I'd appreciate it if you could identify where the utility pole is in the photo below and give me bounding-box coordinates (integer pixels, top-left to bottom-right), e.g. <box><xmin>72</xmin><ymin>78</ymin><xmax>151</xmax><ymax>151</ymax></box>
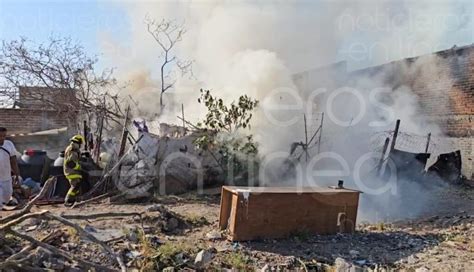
<box><xmin>425</xmin><ymin>132</ymin><xmax>431</xmax><ymax>153</ymax></box>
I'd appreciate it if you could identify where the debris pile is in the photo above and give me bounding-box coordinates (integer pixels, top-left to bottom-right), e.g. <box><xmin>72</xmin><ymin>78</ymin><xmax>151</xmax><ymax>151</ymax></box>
<box><xmin>117</xmin><ymin>130</ymin><xmax>224</xmax><ymax>198</ymax></box>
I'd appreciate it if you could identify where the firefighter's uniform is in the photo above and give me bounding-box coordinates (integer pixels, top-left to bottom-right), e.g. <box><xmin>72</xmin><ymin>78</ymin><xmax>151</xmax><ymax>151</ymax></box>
<box><xmin>63</xmin><ymin>135</ymin><xmax>84</xmax><ymax>206</ymax></box>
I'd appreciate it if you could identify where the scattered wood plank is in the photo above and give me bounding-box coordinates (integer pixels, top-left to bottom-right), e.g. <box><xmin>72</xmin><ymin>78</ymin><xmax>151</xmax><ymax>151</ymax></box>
<box><xmin>6</xmin><ymin>229</ymin><xmax>115</xmax><ymax>272</ymax></box>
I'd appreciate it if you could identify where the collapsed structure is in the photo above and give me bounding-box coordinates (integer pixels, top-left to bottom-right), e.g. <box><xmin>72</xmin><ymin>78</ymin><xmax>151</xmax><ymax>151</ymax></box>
<box><xmin>117</xmin><ymin>127</ymin><xmax>224</xmax><ymax>198</ymax></box>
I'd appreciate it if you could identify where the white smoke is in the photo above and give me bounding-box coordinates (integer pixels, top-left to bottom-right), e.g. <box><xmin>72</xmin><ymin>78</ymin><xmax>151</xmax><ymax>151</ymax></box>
<box><xmin>98</xmin><ymin>0</ymin><xmax>472</xmax><ymax>221</ymax></box>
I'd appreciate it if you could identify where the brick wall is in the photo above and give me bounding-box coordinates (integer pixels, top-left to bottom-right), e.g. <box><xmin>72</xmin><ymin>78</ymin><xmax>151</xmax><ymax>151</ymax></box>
<box><xmin>0</xmin><ymin>108</ymin><xmax>75</xmax><ymax>135</ymax></box>
<box><xmin>18</xmin><ymin>86</ymin><xmax>79</xmax><ymax>111</ymax></box>
<box><xmin>452</xmin><ymin>137</ymin><xmax>473</xmax><ymax>180</ymax></box>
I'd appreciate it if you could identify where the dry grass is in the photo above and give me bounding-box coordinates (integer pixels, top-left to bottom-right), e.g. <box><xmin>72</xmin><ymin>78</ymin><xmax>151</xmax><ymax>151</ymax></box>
<box><xmin>183</xmin><ymin>213</ymin><xmax>209</xmax><ymax>226</ymax></box>
<box><xmin>222</xmin><ymin>251</ymin><xmax>251</xmax><ymax>270</ymax></box>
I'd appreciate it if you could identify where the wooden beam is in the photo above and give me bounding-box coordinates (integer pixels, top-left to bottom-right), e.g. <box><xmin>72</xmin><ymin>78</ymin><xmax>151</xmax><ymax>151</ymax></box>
<box><xmin>118</xmin><ymin>106</ymin><xmax>130</xmax><ymax>158</ymax></box>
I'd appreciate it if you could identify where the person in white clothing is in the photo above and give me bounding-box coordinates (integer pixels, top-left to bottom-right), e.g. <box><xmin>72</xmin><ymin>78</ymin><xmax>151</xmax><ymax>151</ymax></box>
<box><xmin>0</xmin><ymin>127</ymin><xmax>20</xmax><ymax>210</ymax></box>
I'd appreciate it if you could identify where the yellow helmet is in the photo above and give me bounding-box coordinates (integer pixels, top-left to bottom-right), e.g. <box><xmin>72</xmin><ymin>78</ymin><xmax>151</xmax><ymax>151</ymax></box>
<box><xmin>70</xmin><ymin>135</ymin><xmax>85</xmax><ymax>144</ymax></box>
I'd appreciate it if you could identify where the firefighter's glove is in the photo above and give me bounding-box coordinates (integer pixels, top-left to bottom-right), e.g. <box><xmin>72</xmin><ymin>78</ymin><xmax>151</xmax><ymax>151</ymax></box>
<box><xmin>66</xmin><ymin>160</ymin><xmax>77</xmax><ymax>169</ymax></box>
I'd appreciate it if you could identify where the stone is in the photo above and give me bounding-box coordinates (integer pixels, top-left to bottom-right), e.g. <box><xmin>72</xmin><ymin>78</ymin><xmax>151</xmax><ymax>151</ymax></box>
<box><xmin>162</xmin><ymin>267</ymin><xmax>175</xmax><ymax>272</ymax></box>
<box><xmin>407</xmin><ymin>255</ymin><xmax>418</xmax><ymax>264</ymax></box>
<box><xmin>63</xmin><ymin>243</ymin><xmax>78</xmax><ymax>250</ymax></box>
<box><xmin>165</xmin><ymin>218</ymin><xmax>180</xmax><ymax>231</ymax></box>
<box><xmin>174</xmin><ymin>252</ymin><xmax>189</xmax><ymax>265</ymax></box>
<box><xmin>350</xmin><ymin>266</ymin><xmax>365</xmax><ymax>272</ymax></box>
<box><xmin>349</xmin><ymin>250</ymin><xmax>360</xmax><ymax>258</ymax></box>
<box><xmin>43</xmin><ymin>259</ymin><xmax>65</xmax><ymax>270</ymax></box>
<box><xmin>24</xmin><ymin>218</ymin><xmax>41</xmax><ymax>226</ymax></box>
<box><xmin>84</xmin><ymin>225</ymin><xmax>97</xmax><ymax>233</ymax></box>
<box><xmin>145</xmin><ymin>235</ymin><xmax>163</xmax><ymax>247</ymax></box>
<box><xmin>146</xmin><ymin>204</ymin><xmax>164</xmax><ymax>212</ymax></box>
<box><xmin>206</xmin><ymin>230</ymin><xmax>223</xmax><ymax>240</ymax></box>
<box><xmin>354</xmin><ymin>259</ymin><xmax>367</xmax><ymax>266</ymax></box>
<box><xmin>194</xmin><ymin>249</ymin><xmax>214</xmax><ymax>267</ymax></box>
<box><xmin>127</xmin><ymin>231</ymin><xmax>139</xmax><ymax>243</ymax></box>
<box><xmin>335</xmin><ymin>257</ymin><xmax>351</xmax><ymax>272</ymax></box>
<box><xmin>126</xmin><ymin>250</ymin><xmax>142</xmax><ymax>259</ymax></box>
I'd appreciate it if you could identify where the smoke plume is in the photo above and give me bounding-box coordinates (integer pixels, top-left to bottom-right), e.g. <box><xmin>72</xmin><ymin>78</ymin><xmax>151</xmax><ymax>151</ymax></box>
<box><xmin>99</xmin><ymin>0</ymin><xmax>472</xmax><ymax>222</ymax></box>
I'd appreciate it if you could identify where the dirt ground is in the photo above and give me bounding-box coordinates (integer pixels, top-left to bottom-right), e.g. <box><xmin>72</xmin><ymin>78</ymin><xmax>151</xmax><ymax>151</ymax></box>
<box><xmin>1</xmin><ymin>185</ymin><xmax>473</xmax><ymax>271</ymax></box>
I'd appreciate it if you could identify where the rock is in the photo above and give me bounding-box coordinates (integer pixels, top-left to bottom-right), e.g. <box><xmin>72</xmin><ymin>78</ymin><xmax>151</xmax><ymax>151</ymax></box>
<box><xmin>407</xmin><ymin>255</ymin><xmax>418</xmax><ymax>264</ymax></box>
<box><xmin>285</xmin><ymin>256</ymin><xmax>297</xmax><ymax>266</ymax></box>
<box><xmin>174</xmin><ymin>252</ymin><xmax>189</xmax><ymax>265</ymax></box>
<box><xmin>24</xmin><ymin>218</ymin><xmax>41</xmax><ymax>226</ymax></box>
<box><xmin>260</xmin><ymin>264</ymin><xmax>270</xmax><ymax>271</ymax></box>
<box><xmin>127</xmin><ymin>231</ymin><xmax>139</xmax><ymax>243</ymax></box>
<box><xmin>126</xmin><ymin>250</ymin><xmax>142</xmax><ymax>259</ymax></box>
<box><xmin>335</xmin><ymin>257</ymin><xmax>351</xmax><ymax>272</ymax></box>
<box><xmin>89</xmin><ymin>228</ymin><xmax>123</xmax><ymax>242</ymax></box>
<box><xmin>145</xmin><ymin>235</ymin><xmax>163</xmax><ymax>247</ymax></box>
<box><xmin>84</xmin><ymin>225</ymin><xmax>97</xmax><ymax>233</ymax></box>
<box><xmin>164</xmin><ymin>217</ymin><xmax>180</xmax><ymax>232</ymax></box>
<box><xmin>163</xmin><ymin>267</ymin><xmax>175</xmax><ymax>272</ymax></box>
<box><xmin>43</xmin><ymin>259</ymin><xmax>65</xmax><ymax>270</ymax></box>
<box><xmin>350</xmin><ymin>266</ymin><xmax>365</xmax><ymax>272</ymax></box>
<box><xmin>194</xmin><ymin>249</ymin><xmax>214</xmax><ymax>267</ymax></box>
<box><xmin>216</xmin><ymin>244</ymin><xmax>233</xmax><ymax>253</ymax></box>
<box><xmin>206</xmin><ymin>230</ymin><xmax>223</xmax><ymax>240</ymax></box>
<box><xmin>354</xmin><ymin>259</ymin><xmax>367</xmax><ymax>266</ymax></box>
<box><xmin>146</xmin><ymin>204</ymin><xmax>164</xmax><ymax>212</ymax></box>
<box><xmin>63</xmin><ymin>242</ymin><xmax>78</xmax><ymax>250</ymax></box>
<box><xmin>349</xmin><ymin>250</ymin><xmax>360</xmax><ymax>258</ymax></box>
<box><xmin>415</xmin><ymin>267</ymin><xmax>430</xmax><ymax>272</ymax></box>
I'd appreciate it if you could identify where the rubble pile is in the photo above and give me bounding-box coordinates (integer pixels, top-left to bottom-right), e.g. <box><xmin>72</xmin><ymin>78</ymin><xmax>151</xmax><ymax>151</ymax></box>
<box><xmin>117</xmin><ymin>131</ymin><xmax>223</xmax><ymax>198</ymax></box>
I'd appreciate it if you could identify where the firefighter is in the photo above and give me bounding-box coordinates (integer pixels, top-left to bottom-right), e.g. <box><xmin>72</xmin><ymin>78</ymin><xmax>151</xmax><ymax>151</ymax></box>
<box><xmin>63</xmin><ymin>134</ymin><xmax>85</xmax><ymax>206</ymax></box>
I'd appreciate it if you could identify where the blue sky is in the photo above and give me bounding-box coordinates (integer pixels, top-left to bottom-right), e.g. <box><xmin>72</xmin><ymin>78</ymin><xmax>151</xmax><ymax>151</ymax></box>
<box><xmin>0</xmin><ymin>0</ymin><xmax>129</xmax><ymax>58</ymax></box>
<box><xmin>0</xmin><ymin>0</ymin><xmax>473</xmax><ymax>72</ymax></box>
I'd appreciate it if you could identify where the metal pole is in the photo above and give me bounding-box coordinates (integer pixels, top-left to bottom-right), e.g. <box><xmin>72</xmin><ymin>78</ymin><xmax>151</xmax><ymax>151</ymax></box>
<box><xmin>304</xmin><ymin>114</ymin><xmax>309</xmax><ymax>162</ymax></box>
<box><xmin>181</xmin><ymin>103</ymin><xmax>186</xmax><ymax>135</ymax></box>
<box><xmin>118</xmin><ymin>106</ymin><xmax>130</xmax><ymax>158</ymax></box>
<box><xmin>424</xmin><ymin>132</ymin><xmax>431</xmax><ymax>153</ymax></box>
<box><xmin>389</xmin><ymin>119</ymin><xmax>400</xmax><ymax>153</ymax></box>
<box><xmin>95</xmin><ymin>113</ymin><xmax>104</xmax><ymax>163</ymax></box>
<box><xmin>317</xmin><ymin>112</ymin><xmax>324</xmax><ymax>154</ymax></box>
<box><xmin>83</xmin><ymin>120</ymin><xmax>88</xmax><ymax>151</ymax></box>
<box><xmin>377</xmin><ymin>137</ymin><xmax>390</xmax><ymax>176</ymax></box>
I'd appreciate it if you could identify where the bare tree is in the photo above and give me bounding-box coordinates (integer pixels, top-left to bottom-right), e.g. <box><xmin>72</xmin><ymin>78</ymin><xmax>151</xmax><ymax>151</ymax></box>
<box><xmin>0</xmin><ymin>37</ymin><xmax>125</xmax><ymax>127</ymax></box>
<box><xmin>145</xmin><ymin>17</ymin><xmax>192</xmax><ymax>107</ymax></box>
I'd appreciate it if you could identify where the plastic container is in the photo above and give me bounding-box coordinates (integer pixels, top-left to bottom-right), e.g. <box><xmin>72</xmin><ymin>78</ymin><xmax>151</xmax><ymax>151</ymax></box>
<box><xmin>53</xmin><ymin>151</ymin><xmax>65</xmax><ymax>167</ymax></box>
<box><xmin>18</xmin><ymin>150</ymin><xmax>51</xmax><ymax>184</ymax></box>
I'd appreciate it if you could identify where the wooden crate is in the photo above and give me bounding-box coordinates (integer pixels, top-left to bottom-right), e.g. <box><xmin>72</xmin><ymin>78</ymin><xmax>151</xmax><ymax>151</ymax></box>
<box><xmin>219</xmin><ymin>186</ymin><xmax>361</xmax><ymax>241</ymax></box>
